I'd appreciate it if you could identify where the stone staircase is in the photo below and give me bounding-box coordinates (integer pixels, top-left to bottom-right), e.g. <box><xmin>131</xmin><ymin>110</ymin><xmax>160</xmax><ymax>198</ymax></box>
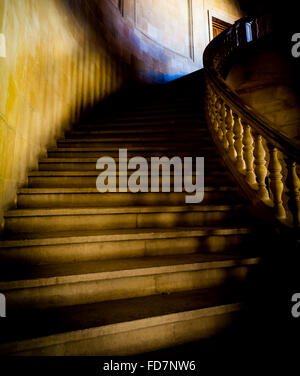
<box><xmin>0</xmin><ymin>72</ymin><xmax>262</xmax><ymax>356</ymax></box>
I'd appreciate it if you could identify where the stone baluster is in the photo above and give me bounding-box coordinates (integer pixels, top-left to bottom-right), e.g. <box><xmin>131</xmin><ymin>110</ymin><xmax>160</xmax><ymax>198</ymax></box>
<box><xmin>253</xmin><ymin>134</ymin><xmax>269</xmax><ymax>200</ymax></box>
<box><xmin>220</xmin><ymin>101</ymin><xmax>228</xmax><ymax>148</ymax></box>
<box><xmin>242</xmin><ymin>125</ymin><xmax>256</xmax><ymax>186</ymax></box>
<box><xmin>207</xmin><ymin>85</ymin><xmax>212</xmax><ymax>120</ymax></box>
<box><xmin>268</xmin><ymin>145</ymin><xmax>286</xmax><ymax>219</ymax></box>
<box><xmin>285</xmin><ymin>159</ymin><xmax>300</xmax><ymax>227</ymax></box>
<box><xmin>233</xmin><ymin>114</ymin><xmax>245</xmax><ymax>170</ymax></box>
<box><xmin>209</xmin><ymin>89</ymin><xmax>216</xmax><ymax>126</ymax></box>
<box><xmin>216</xmin><ymin>98</ymin><xmax>223</xmax><ymax>141</ymax></box>
<box><xmin>225</xmin><ymin>107</ymin><xmax>236</xmax><ymax>159</ymax></box>
<box><xmin>213</xmin><ymin>93</ymin><xmax>219</xmax><ymax>130</ymax></box>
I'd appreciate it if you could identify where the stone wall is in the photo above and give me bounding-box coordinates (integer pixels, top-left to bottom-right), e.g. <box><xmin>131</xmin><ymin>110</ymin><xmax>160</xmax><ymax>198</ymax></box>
<box><xmin>0</xmin><ymin>0</ymin><xmax>128</xmax><ymax>229</ymax></box>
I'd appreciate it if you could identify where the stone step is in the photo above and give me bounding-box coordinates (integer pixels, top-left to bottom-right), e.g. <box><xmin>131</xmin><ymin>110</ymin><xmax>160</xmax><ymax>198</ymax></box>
<box><xmin>61</xmin><ymin>133</ymin><xmax>211</xmax><ymax>143</ymax></box>
<box><xmin>4</xmin><ymin>204</ymin><xmax>249</xmax><ymax>234</ymax></box>
<box><xmin>89</xmin><ymin>113</ymin><xmax>202</xmax><ymax>123</ymax></box>
<box><xmin>78</xmin><ymin>118</ymin><xmax>204</xmax><ymax>129</ymax></box>
<box><xmin>39</xmin><ymin>158</ymin><xmax>223</xmax><ymax>171</ymax></box>
<box><xmin>27</xmin><ymin>171</ymin><xmax>231</xmax><ymax>188</ymax></box>
<box><xmin>0</xmin><ymin>286</ymin><xmax>243</xmax><ymax>355</ymax></box>
<box><xmin>16</xmin><ymin>186</ymin><xmax>242</xmax><ymax>208</ymax></box>
<box><xmin>74</xmin><ymin>122</ymin><xmax>205</xmax><ymax>132</ymax></box>
<box><xmin>68</xmin><ymin>124</ymin><xmax>206</xmax><ymax>135</ymax></box>
<box><xmin>0</xmin><ymin>253</ymin><xmax>260</xmax><ymax>311</ymax></box>
<box><xmin>47</xmin><ymin>148</ymin><xmax>216</xmax><ymax>158</ymax></box>
<box><xmin>0</xmin><ymin>226</ymin><xmax>254</xmax><ymax>265</ymax></box>
<box><xmin>56</xmin><ymin>141</ymin><xmax>214</xmax><ymax>150</ymax></box>
<box><xmin>67</xmin><ymin>127</ymin><xmax>209</xmax><ymax>138</ymax></box>
<box><xmin>84</xmin><ymin>107</ymin><xmax>200</xmax><ymax>117</ymax></box>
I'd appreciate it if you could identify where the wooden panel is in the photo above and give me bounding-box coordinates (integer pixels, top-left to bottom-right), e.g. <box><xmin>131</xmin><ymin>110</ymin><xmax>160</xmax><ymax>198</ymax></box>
<box><xmin>212</xmin><ymin>17</ymin><xmax>231</xmax><ymax>39</ymax></box>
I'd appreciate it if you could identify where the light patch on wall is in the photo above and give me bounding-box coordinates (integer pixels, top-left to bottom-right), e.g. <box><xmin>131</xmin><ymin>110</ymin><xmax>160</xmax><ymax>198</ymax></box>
<box><xmin>6</xmin><ymin>75</ymin><xmax>17</xmax><ymax>119</ymax></box>
<box><xmin>147</xmin><ymin>24</ymin><xmax>158</xmax><ymax>40</ymax></box>
<box><xmin>135</xmin><ymin>0</ymin><xmax>191</xmax><ymax>58</ymax></box>
<box><xmin>0</xmin><ymin>33</ymin><xmax>6</xmax><ymax>58</ymax></box>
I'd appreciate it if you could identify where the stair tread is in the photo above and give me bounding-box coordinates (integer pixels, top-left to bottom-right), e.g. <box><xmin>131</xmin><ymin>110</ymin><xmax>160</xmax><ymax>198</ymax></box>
<box><xmin>0</xmin><ymin>286</ymin><xmax>244</xmax><ymax>348</ymax></box>
<box><xmin>18</xmin><ymin>186</ymin><xmax>237</xmax><ymax>194</ymax></box>
<box><xmin>59</xmin><ymin>138</ymin><xmax>212</xmax><ymax>143</ymax></box>
<box><xmin>74</xmin><ymin>125</ymin><xmax>206</xmax><ymax>133</ymax></box>
<box><xmin>0</xmin><ymin>226</ymin><xmax>253</xmax><ymax>247</ymax></box>
<box><xmin>39</xmin><ymin>157</ymin><xmax>222</xmax><ymax>164</ymax></box>
<box><xmin>28</xmin><ymin>170</ymin><xmax>226</xmax><ymax>176</ymax></box>
<box><xmin>0</xmin><ymin>253</ymin><xmax>260</xmax><ymax>287</ymax></box>
<box><xmin>49</xmin><ymin>145</ymin><xmax>214</xmax><ymax>151</ymax></box>
<box><xmin>5</xmin><ymin>204</ymin><xmax>247</xmax><ymax>217</ymax></box>
<box><xmin>68</xmin><ymin>128</ymin><xmax>208</xmax><ymax>134</ymax></box>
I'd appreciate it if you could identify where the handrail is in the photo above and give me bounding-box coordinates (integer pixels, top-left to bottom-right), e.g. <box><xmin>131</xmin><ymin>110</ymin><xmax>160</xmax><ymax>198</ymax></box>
<box><xmin>203</xmin><ymin>15</ymin><xmax>300</xmax><ymax>230</ymax></box>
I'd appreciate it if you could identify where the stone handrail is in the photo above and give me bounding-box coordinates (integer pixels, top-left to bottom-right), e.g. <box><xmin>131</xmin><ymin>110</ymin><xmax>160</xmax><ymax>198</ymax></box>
<box><xmin>203</xmin><ymin>15</ymin><xmax>300</xmax><ymax>230</ymax></box>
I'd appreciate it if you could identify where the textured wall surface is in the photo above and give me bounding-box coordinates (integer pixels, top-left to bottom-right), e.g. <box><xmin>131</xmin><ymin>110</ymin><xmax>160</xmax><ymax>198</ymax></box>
<box><xmin>136</xmin><ymin>0</ymin><xmax>191</xmax><ymax>57</ymax></box>
<box><xmin>0</xmin><ymin>0</ymin><xmax>128</xmax><ymax>228</ymax></box>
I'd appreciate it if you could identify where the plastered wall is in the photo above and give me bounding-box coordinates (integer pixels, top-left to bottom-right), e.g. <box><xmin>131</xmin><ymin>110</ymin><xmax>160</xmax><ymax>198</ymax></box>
<box><xmin>0</xmin><ymin>0</ymin><xmax>128</xmax><ymax>229</ymax></box>
<box><xmin>102</xmin><ymin>0</ymin><xmax>244</xmax><ymax>81</ymax></box>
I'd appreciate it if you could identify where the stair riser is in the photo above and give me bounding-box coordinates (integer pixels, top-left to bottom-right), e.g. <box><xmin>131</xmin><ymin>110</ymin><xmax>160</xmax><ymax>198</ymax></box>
<box><xmin>65</xmin><ymin>131</ymin><xmax>209</xmax><ymax>140</ymax></box>
<box><xmin>2</xmin><ymin>310</ymin><xmax>238</xmax><ymax>356</ymax></box>
<box><xmin>5</xmin><ymin>210</ymin><xmax>248</xmax><ymax>234</ymax></box>
<box><xmin>28</xmin><ymin>175</ymin><xmax>230</xmax><ymax>188</ymax></box>
<box><xmin>55</xmin><ymin>141</ymin><xmax>213</xmax><ymax>147</ymax></box>
<box><xmin>103</xmin><ymin>109</ymin><xmax>200</xmax><ymax>118</ymax></box>
<box><xmin>78</xmin><ymin>120</ymin><xmax>204</xmax><ymax>129</ymax></box>
<box><xmin>0</xmin><ymin>235</ymin><xmax>253</xmax><ymax>265</ymax></box>
<box><xmin>3</xmin><ymin>266</ymin><xmax>253</xmax><ymax>310</ymax></box>
<box><xmin>89</xmin><ymin>113</ymin><xmax>201</xmax><ymax>122</ymax></box>
<box><xmin>83</xmin><ymin>116</ymin><xmax>203</xmax><ymax>124</ymax></box>
<box><xmin>57</xmin><ymin>136</ymin><xmax>213</xmax><ymax>145</ymax></box>
<box><xmin>39</xmin><ymin>161</ymin><xmax>222</xmax><ymax>171</ymax></box>
<box><xmin>48</xmin><ymin>150</ymin><xmax>215</xmax><ymax>158</ymax></box>
<box><xmin>73</xmin><ymin>125</ymin><xmax>204</xmax><ymax>133</ymax></box>
<box><xmin>17</xmin><ymin>191</ymin><xmax>240</xmax><ymax>208</ymax></box>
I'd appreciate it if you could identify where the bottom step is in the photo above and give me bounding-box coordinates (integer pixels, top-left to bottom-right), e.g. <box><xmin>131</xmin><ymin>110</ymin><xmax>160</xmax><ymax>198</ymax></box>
<box><xmin>0</xmin><ymin>286</ymin><xmax>245</xmax><ymax>356</ymax></box>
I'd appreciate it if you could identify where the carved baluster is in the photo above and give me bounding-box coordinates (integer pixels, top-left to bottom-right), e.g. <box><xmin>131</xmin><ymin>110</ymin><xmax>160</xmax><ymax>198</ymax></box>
<box><xmin>220</xmin><ymin>101</ymin><xmax>228</xmax><ymax>148</ymax></box>
<box><xmin>216</xmin><ymin>98</ymin><xmax>223</xmax><ymax>140</ymax></box>
<box><xmin>207</xmin><ymin>86</ymin><xmax>212</xmax><ymax>120</ymax></box>
<box><xmin>243</xmin><ymin>125</ymin><xmax>256</xmax><ymax>186</ymax></box>
<box><xmin>212</xmin><ymin>93</ymin><xmax>219</xmax><ymax>130</ymax></box>
<box><xmin>233</xmin><ymin>114</ymin><xmax>245</xmax><ymax>170</ymax></box>
<box><xmin>206</xmin><ymin>85</ymin><xmax>211</xmax><ymax>116</ymax></box>
<box><xmin>268</xmin><ymin>145</ymin><xmax>286</xmax><ymax>219</ymax></box>
<box><xmin>225</xmin><ymin>107</ymin><xmax>236</xmax><ymax>159</ymax></box>
<box><xmin>209</xmin><ymin>89</ymin><xmax>216</xmax><ymax>125</ymax></box>
<box><xmin>253</xmin><ymin>134</ymin><xmax>269</xmax><ymax>200</ymax></box>
<box><xmin>285</xmin><ymin>159</ymin><xmax>300</xmax><ymax>227</ymax></box>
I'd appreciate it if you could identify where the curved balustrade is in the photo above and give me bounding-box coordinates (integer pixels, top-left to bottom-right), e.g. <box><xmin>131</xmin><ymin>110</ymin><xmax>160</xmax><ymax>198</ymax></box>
<box><xmin>203</xmin><ymin>15</ymin><xmax>300</xmax><ymax>230</ymax></box>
